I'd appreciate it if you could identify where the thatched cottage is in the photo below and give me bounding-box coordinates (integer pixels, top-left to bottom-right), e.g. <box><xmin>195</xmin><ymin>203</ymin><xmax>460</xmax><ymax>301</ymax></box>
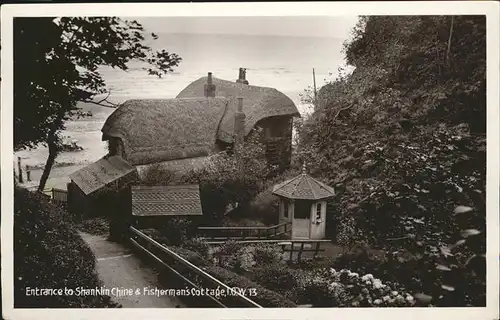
<box><xmin>102</xmin><ymin>69</ymin><xmax>300</xmax><ymax>176</ymax></box>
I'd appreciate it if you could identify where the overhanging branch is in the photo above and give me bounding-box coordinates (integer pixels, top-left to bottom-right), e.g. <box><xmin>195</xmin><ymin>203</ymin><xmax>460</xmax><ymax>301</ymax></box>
<box><xmin>80</xmin><ymin>90</ymin><xmax>121</xmax><ymax>108</ymax></box>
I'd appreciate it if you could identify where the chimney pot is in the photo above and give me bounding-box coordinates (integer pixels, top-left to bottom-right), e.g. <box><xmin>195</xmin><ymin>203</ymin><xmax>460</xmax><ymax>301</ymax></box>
<box><xmin>204</xmin><ymin>72</ymin><xmax>216</xmax><ymax>97</ymax></box>
<box><xmin>236</xmin><ymin>67</ymin><xmax>249</xmax><ymax>85</ymax></box>
<box><xmin>237</xmin><ymin>97</ymin><xmax>243</xmax><ymax>112</ymax></box>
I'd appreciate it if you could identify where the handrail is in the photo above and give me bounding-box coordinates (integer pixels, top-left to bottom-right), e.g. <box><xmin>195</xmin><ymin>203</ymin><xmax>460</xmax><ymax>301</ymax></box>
<box><xmin>129</xmin><ymin>226</ymin><xmax>263</xmax><ymax>308</ymax></box>
<box><xmin>198</xmin><ymin>221</ymin><xmax>290</xmax><ymax>231</ymax></box>
<box><xmin>204</xmin><ymin>239</ymin><xmax>332</xmax><ymax>245</ymax></box>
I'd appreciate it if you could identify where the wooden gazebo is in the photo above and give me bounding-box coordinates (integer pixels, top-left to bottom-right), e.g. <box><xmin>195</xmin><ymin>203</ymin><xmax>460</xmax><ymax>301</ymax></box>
<box><xmin>272</xmin><ymin>164</ymin><xmax>335</xmax><ymax>239</ymax></box>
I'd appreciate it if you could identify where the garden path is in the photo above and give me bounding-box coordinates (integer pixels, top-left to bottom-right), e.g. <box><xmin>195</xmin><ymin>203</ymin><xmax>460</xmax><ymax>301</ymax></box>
<box><xmin>80</xmin><ymin>232</ymin><xmax>184</xmax><ymax>308</ymax></box>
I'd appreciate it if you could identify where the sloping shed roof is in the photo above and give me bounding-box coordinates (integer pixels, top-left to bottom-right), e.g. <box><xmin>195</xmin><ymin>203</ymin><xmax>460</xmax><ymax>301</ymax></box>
<box><xmin>69</xmin><ymin>156</ymin><xmax>137</xmax><ymax>195</ymax></box>
<box><xmin>101</xmin><ymin>97</ymin><xmax>229</xmax><ymax>166</ymax></box>
<box><xmin>131</xmin><ymin>185</ymin><xmax>203</xmax><ymax>216</ymax></box>
<box><xmin>272</xmin><ymin>171</ymin><xmax>335</xmax><ymax>200</ymax></box>
<box><xmin>176</xmin><ymin>76</ymin><xmax>300</xmax><ymax>142</ymax></box>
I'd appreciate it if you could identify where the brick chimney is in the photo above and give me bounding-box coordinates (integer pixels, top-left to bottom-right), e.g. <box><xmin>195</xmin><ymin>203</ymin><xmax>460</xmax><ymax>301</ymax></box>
<box><xmin>236</xmin><ymin>67</ymin><xmax>249</xmax><ymax>85</ymax></box>
<box><xmin>204</xmin><ymin>72</ymin><xmax>216</xmax><ymax>97</ymax></box>
<box><xmin>234</xmin><ymin>97</ymin><xmax>246</xmax><ymax>147</ymax></box>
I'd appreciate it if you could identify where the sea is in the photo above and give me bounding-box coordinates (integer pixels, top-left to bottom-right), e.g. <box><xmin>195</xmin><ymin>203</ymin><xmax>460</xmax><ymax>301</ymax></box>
<box><xmin>15</xmin><ymin>33</ymin><xmax>347</xmax><ymax>169</ymax></box>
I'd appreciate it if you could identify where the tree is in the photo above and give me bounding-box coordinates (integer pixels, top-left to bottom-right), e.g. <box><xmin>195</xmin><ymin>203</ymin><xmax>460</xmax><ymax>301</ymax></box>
<box><xmin>14</xmin><ymin>17</ymin><xmax>182</xmax><ymax>191</ymax></box>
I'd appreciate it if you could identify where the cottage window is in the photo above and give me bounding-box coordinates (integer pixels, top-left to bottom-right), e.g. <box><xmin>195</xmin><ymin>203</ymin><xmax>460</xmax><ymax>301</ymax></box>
<box><xmin>283</xmin><ymin>201</ymin><xmax>289</xmax><ymax>218</ymax></box>
<box><xmin>316</xmin><ymin>203</ymin><xmax>322</xmax><ymax>221</ymax></box>
<box><xmin>295</xmin><ymin>200</ymin><xmax>310</xmax><ymax>219</ymax></box>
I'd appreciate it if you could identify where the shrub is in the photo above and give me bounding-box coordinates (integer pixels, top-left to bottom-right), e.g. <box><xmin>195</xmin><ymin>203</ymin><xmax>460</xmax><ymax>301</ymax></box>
<box><xmin>211</xmin><ymin>241</ymin><xmax>245</xmax><ymax>270</ymax></box>
<box><xmin>252</xmin><ymin>244</ymin><xmax>286</xmax><ymax>266</ymax></box>
<box><xmin>156</xmin><ymin>217</ymin><xmax>194</xmax><ymax>245</ymax></box>
<box><xmin>183</xmin><ymin>237</ymin><xmax>211</xmax><ymax>258</ymax></box>
<box><xmin>212</xmin><ymin>243</ymin><xmax>286</xmax><ymax>272</ymax></box>
<box><xmin>170</xmin><ymin>246</ymin><xmax>296</xmax><ymax>307</ymax></box>
<box><xmin>293</xmin><ymin>274</ymin><xmax>347</xmax><ymax>307</ymax></box>
<box><xmin>182</xmin><ymin>128</ymin><xmax>271</xmax><ymax>224</ymax></box>
<box><xmin>332</xmin><ymin>205</ymin><xmax>486</xmax><ymax>307</ymax></box>
<box><xmin>252</xmin><ymin>265</ymin><xmax>304</xmax><ymax>294</ymax></box>
<box><xmin>239</xmin><ymin>187</ymin><xmax>280</xmax><ymax>226</ymax></box>
<box><xmin>170</xmin><ymin>246</ymin><xmax>211</xmax><ymax>268</ymax></box>
<box><xmin>204</xmin><ymin>265</ymin><xmax>297</xmax><ymax>307</ymax></box>
<box><xmin>14</xmin><ymin>187</ymin><xmax>120</xmax><ymax>308</ymax></box>
<box><xmin>76</xmin><ymin>217</ymin><xmax>110</xmax><ymax>236</ymax></box>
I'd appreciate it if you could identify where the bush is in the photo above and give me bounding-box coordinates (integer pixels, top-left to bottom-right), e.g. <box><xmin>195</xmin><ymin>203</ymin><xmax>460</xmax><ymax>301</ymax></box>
<box><xmin>239</xmin><ymin>188</ymin><xmax>280</xmax><ymax>226</ymax></box>
<box><xmin>182</xmin><ymin>128</ymin><xmax>271</xmax><ymax>224</ymax></box>
<box><xmin>14</xmin><ymin>187</ymin><xmax>120</xmax><ymax>308</ymax></box>
<box><xmin>171</xmin><ymin>246</ymin><xmax>296</xmax><ymax>307</ymax></box>
<box><xmin>157</xmin><ymin>217</ymin><xmax>195</xmax><ymax>245</ymax></box>
<box><xmin>252</xmin><ymin>244</ymin><xmax>285</xmax><ymax>265</ymax></box>
<box><xmin>293</xmin><ymin>274</ymin><xmax>346</xmax><ymax>307</ymax></box>
<box><xmin>170</xmin><ymin>246</ymin><xmax>211</xmax><ymax>268</ymax></box>
<box><xmin>212</xmin><ymin>243</ymin><xmax>286</xmax><ymax>272</ymax></box>
<box><xmin>204</xmin><ymin>265</ymin><xmax>297</xmax><ymax>307</ymax></box>
<box><xmin>252</xmin><ymin>265</ymin><xmax>304</xmax><ymax>294</ymax></box>
<box><xmin>211</xmin><ymin>241</ymin><xmax>245</xmax><ymax>270</ymax></box>
<box><xmin>183</xmin><ymin>237</ymin><xmax>211</xmax><ymax>258</ymax></box>
<box><xmin>332</xmin><ymin>216</ymin><xmax>486</xmax><ymax>308</ymax></box>
<box><xmin>76</xmin><ymin>217</ymin><xmax>110</xmax><ymax>236</ymax></box>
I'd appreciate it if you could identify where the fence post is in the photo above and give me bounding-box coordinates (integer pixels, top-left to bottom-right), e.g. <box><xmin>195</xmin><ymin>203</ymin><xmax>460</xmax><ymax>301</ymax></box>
<box><xmin>314</xmin><ymin>242</ymin><xmax>321</xmax><ymax>259</ymax></box>
<box><xmin>297</xmin><ymin>242</ymin><xmax>305</xmax><ymax>262</ymax></box>
<box><xmin>26</xmin><ymin>165</ymin><xmax>31</xmax><ymax>181</ymax></box>
<box><xmin>18</xmin><ymin>157</ymin><xmax>23</xmax><ymax>183</ymax></box>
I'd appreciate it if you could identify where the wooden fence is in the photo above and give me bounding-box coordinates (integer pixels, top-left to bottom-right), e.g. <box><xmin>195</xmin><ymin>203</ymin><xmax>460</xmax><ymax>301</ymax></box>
<box><xmin>197</xmin><ymin>221</ymin><xmax>292</xmax><ymax>241</ymax></box>
<box><xmin>51</xmin><ymin>188</ymin><xmax>68</xmax><ymax>206</ymax></box>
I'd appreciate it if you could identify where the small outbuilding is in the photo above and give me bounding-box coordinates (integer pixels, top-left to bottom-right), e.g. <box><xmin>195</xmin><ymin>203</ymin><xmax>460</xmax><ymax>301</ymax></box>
<box><xmin>272</xmin><ymin>165</ymin><xmax>335</xmax><ymax>239</ymax></box>
<box><xmin>129</xmin><ymin>185</ymin><xmax>203</xmax><ymax>229</ymax></box>
<box><xmin>67</xmin><ymin>155</ymin><xmax>139</xmax><ymax>219</ymax></box>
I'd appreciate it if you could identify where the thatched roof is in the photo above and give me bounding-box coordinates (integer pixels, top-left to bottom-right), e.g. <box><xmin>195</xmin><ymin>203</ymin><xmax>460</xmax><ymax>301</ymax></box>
<box><xmin>177</xmin><ymin>76</ymin><xmax>300</xmax><ymax>142</ymax></box>
<box><xmin>102</xmin><ymin>76</ymin><xmax>300</xmax><ymax>166</ymax></box>
<box><xmin>136</xmin><ymin>156</ymin><xmax>212</xmax><ymax>179</ymax></box>
<box><xmin>102</xmin><ymin>98</ymin><xmax>230</xmax><ymax>166</ymax></box>
<box><xmin>131</xmin><ymin>185</ymin><xmax>203</xmax><ymax>216</ymax></box>
<box><xmin>272</xmin><ymin>170</ymin><xmax>335</xmax><ymax>201</ymax></box>
<box><xmin>69</xmin><ymin>156</ymin><xmax>137</xmax><ymax>196</ymax></box>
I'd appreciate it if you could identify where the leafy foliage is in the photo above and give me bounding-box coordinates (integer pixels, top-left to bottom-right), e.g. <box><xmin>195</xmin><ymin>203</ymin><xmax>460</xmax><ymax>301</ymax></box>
<box><xmin>182</xmin><ymin>129</ymin><xmax>271</xmax><ymax>223</ymax></box>
<box><xmin>297</xmin><ymin>15</ymin><xmax>486</xmax><ymax>307</ymax></box>
<box><xmin>14</xmin><ymin>187</ymin><xmax>120</xmax><ymax>308</ymax></box>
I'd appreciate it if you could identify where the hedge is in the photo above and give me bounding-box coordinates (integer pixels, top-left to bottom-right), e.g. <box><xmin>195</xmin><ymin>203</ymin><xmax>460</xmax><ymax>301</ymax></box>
<box><xmin>14</xmin><ymin>187</ymin><xmax>120</xmax><ymax>308</ymax></box>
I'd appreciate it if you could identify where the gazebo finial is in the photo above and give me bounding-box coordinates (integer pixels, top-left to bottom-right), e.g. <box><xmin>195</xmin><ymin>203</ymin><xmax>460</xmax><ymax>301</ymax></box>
<box><xmin>302</xmin><ymin>161</ymin><xmax>307</xmax><ymax>174</ymax></box>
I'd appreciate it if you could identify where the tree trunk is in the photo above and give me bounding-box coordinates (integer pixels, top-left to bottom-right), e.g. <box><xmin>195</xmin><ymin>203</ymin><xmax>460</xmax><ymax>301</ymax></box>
<box><xmin>446</xmin><ymin>16</ymin><xmax>454</xmax><ymax>68</ymax></box>
<box><xmin>38</xmin><ymin>134</ymin><xmax>58</xmax><ymax>192</ymax></box>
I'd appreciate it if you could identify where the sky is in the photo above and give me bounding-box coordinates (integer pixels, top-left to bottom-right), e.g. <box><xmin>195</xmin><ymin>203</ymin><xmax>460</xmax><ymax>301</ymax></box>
<box><xmin>133</xmin><ymin>16</ymin><xmax>359</xmax><ymax>38</ymax></box>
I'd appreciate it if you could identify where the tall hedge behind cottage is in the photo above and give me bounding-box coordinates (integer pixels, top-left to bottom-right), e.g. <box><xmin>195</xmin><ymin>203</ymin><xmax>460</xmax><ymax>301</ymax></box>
<box><xmin>14</xmin><ymin>187</ymin><xmax>119</xmax><ymax>308</ymax></box>
<box><xmin>297</xmin><ymin>15</ymin><xmax>486</xmax><ymax>306</ymax></box>
<box><xmin>299</xmin><ymin>16</ymin><xmax>486</xmax><ymax>249</ymax></box>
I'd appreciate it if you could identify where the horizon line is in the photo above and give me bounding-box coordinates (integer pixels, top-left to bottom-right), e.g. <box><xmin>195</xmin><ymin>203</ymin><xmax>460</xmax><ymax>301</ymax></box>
<box><xmin>154</xmin><ymin>31</ymin><xmax>345</xmax><ymax>40</ymax></box>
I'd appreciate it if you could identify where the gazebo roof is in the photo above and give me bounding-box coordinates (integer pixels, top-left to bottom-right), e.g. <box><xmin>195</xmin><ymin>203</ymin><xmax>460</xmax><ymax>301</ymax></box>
<box><xmin>272</xmin><ymin>165</ymin><xmax>335</xmax><ymax>200</ymax></box>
